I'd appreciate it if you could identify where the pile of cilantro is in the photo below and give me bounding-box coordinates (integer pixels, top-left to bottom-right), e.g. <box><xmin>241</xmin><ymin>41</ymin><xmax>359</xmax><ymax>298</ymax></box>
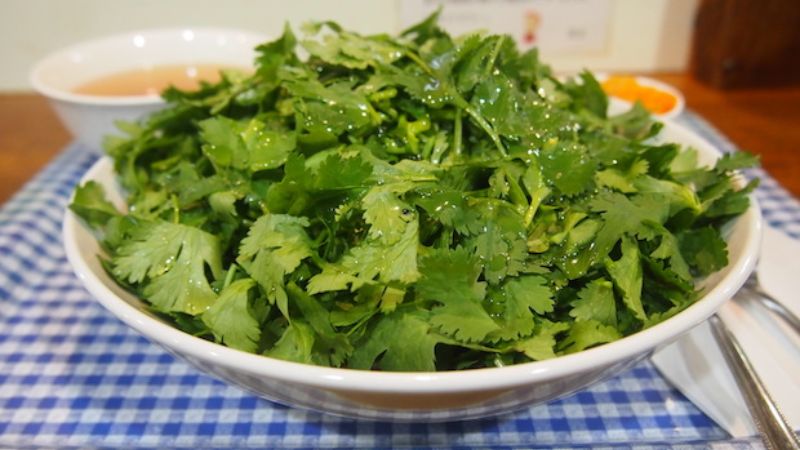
<box><xmin>70</xmin><ymin>12</ymin><xmax>757</xmax><ymax>371</ymax></box>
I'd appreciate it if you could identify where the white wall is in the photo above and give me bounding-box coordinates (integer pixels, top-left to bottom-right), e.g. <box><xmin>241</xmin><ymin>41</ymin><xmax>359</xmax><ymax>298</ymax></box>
<box><xmin>552</xmin><ymin>0</ymin><xmax>699</xmax><ymax>73</ymax></box>
<box><xmin>0</xmin><ymin>0</ymin><xmax>697</xmax><ymax>91</ymax></box>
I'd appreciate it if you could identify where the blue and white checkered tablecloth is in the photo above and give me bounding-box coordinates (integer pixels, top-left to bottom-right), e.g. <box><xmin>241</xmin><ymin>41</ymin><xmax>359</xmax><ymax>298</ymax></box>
<box><xmin>1</xmin><ymin>112</ymin><xmax>797</xmax><ymax>449</ymax></box>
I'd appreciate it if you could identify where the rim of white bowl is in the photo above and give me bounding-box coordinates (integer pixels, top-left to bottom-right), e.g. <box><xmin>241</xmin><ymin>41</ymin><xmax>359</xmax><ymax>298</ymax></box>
<box><xmin>30</xmin><ymin>27</ymin><xmax>267</xmax><ymax>106</ymax></box>
<box><xmin>62</xmin><ymin>120</ymin><xmax>762</xmax><ymax>394</ymax></box>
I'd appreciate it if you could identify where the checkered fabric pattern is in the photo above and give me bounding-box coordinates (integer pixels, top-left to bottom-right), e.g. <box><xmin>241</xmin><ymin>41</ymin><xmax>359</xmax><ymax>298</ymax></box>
<box><xmin>1</xmin><ymin>112</ymin><xmax>794</xmax><ymax>449</ymax></box>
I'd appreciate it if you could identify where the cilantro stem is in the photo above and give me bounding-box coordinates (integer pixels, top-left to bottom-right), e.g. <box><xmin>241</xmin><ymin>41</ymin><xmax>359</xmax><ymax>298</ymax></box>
<box><xmin>404</xmin><ymin>49</ymin><xmax>435</xmax><ymax>77</ymax></box>
<box><xmin>346</xmin><ymin>310</ymin><xmax>379</xmax><ymax>337</ymax></box>
<box><xmin>505</xmin><ymin>170</ymin><xmax>528</xmax><ymax>208</ymax></box>
<box><xmin>461</xmin><ymin>103</ymin><xmax>508</xmax><ymax>157</ymax></box>
<box><xmin>170</xmin><ymin>195</ymin><xmax>180</xmax><ymax>224</ymax></box>
<box><xmin>473</xmin><ymin>196</ymin><xmax>521</xmax><ymax>214</ymax></box>
<box><xmin>453</xmin><ymin>108</ymin><xmax>463</xmax><ymax>157</ymax></box>
<box><xmin>523</xmin><ymin>187</ymin><xmax>551</xmax><ymax>228</ymax></box>
<box><xmin>404</xmin><ymin>44</ymin><xmax>508</xmax><ymax>158</ymax></box>
<box><xmin>483</xmin><ymin>36</ymin><xmax>506</xmax><ymax>79</ymax></box>
<box><xmin>222</xmin><ymin>264</ymin><xmax>238</xmax><ymax>290</ymax></box>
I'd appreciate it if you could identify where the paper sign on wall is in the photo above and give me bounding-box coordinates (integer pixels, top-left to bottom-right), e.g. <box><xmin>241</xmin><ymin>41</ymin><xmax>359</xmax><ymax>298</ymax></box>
<box><xmin>399</xmin><ymin>0</ymin><xmax>612</xmax><ymax>56</ymax></box>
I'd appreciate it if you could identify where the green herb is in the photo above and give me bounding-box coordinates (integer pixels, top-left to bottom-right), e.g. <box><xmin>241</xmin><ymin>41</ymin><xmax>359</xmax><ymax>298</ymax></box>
<box><xmin>70</xmin><ymin>12</ymin><xmax>757</xmax><ymax>371</ymax></box>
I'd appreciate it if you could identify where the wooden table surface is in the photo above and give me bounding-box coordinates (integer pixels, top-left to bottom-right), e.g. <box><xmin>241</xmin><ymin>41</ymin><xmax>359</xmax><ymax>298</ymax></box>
<box><xmin>1</xmin><ymin>74</ymin><xmax>799</xmax><ymax>204</ymax></box>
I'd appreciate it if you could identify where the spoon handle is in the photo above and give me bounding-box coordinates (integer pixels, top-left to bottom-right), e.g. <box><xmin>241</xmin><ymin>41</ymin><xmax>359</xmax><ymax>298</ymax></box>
<box><xmin>756</xmin><ymin>291</ymin><xmax>800</xmax><ymax>335</ymax></box>
<box><xmin>708</xmin><ymin>315</ymin><xmax>800</xmax><ymax>450</ymax></box>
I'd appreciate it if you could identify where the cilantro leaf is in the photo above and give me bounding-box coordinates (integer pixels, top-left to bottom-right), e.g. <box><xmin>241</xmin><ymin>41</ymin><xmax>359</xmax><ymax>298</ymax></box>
<box><xmin>70</xmin><ymin>181</ymin><xmax>120</xmax><ymax>229</ymax></box>
<box><xmin>112</xmin><ymin>221</ymin><xmax>222</xmax><ymax>315</ymax></box>
<box><xmin>633</xmin><ymin>175</ymin><xmax>702</xmax><ymax>215</ymax></box>
<box><xmin>417</xmin><ymin>247</ymin><xmax>499</xmax><ymax>342</ymax></box>
<box><xmin>362</xmin><ymin>183</ymin><xmax>417</xmax><ymax>244</ymax></box>
<box><xmin>467</xmin><ymin>203</ymin><xmax>528</xmax><ymax>284</ymax></box>
<box><xmin>237</xmin><ymin>214</ymin><xmax>313</xmax><ymax>318</ymax></box>
<box><xmin>302</xmin><ymin>23</ymin><xmax>404</xmax><ymax>70</ymax></box>
<box><xmin>313</xmin><ymin>151</ymin><xmax>373</xmax><ymax>191</ymax></box>
<box><xmin>471</xmin><ymin>71</ymin><xmax>548</xmax><ymax>139</ymax></box>
<box><xmin>714</xmin><ymin>151</ymin><xmax>759</xmax><ymax>172</ymax></box>
<box><xmin>266</xmin><ymin>320</ymin><xmax>315</xmax><ymax>365</ymax></box>
<box><xmin>202</xmin><ymin>279</ymin><xmax>261</xmax><ymax>352</ymax></box>
<box><xmin>199</xmin><ymin>116</ymin><xmax>249</xmax><ymax>170</ymax></box>
<box><xmin>307</xmin><ymin>218</ymin><xmax>421</xmax><ymax>293</ymax></box>
<box><xmin>565</xmin><ymin>70</ymin><xmax>608</xmax><ymax>118</ymax></box>
<box><xmin>704</xmin><ymin>179</ymin><xmax>757</xmax><ymax>219</ymax></box>
<box><xmin>490</xmin><ymin>275</ymin><xmax>553</xmax><ymax>340</ymax></box>
<box><xmin>284</xmin><ymin>77</ymin><xmax>378</xmax><ymax>136</ymax></box>
<box><xmin>349</xmin><ymin>311</ymin><xmax>441</xmax><ymax>371</ymax></box>
<box><xmin>512</xmin><ymin>320</ymin><xmax>569</xmax><ymax>361</ymax></box>
<box><xmin>647</xmin><ymin>224</ymin><xmax>692</xmax><ymax>281</ymax></box>
<box><xmin>540</xmin><ymin>142</ymin><xmax>596</xmax><ymax>196</ymax></box>
<box><xmin>561</xmin><ymin>319</ymin><xmax>622</xmax><ymax>353</ymax></box>
<box><xmin>607</xmin><ymin>103</ymin><xmax>660</xmax><ymax>140</ymax></box>
<box><xmin>570</xmin><ymin>279</ymin><xmax>617</xmax><ymax>327</ymax></box>
<box><xmin>679</xmin><ymin>226</ymin><xmax>729</xmax><ymax>276</ymax></box>
<box><xmin>199</xmin><ymin>117</ymin><xmax>296</xmax><ymax>172</ymax></box>
<box><xmin>594</xmin><ymin>159</ymin><xmax>649</xmax><ymax>194</ymax></box>
<box><xmin>256</xmin><ymin>23</ymin><xmax>298</xmax><ymax>81</ymax></box>
<box><xmin>454</xmin><ymin>35</ymin><xmax>497</xmax><ymax>94</ymax></box>
<box><xmin>590</xmin><ymin>192</ymin><xmax>670</xmax><ymax>262</ymax></box>
<box><xmin>414</xmin><ymin>189</ymin><xmax>483</xmax><ymax>235</ymax></box>
<box><xmin>604</xmin><ymin>236</ymin><xmax>646</xmax><ymax>322</ymax></box>
<box><xmin>287</xmin><ymin>282</ymin><xmax>353</xmax><ymax>367</ymax></box>
<box><xmin>265</xmin><ymin>154</ymin><xmax>312</xmax><ymax>215</ymax></box>
<box><xmin>245</xmin><ymin>125</ymin><xmax>296</xmax><ymax>171</ymax></box>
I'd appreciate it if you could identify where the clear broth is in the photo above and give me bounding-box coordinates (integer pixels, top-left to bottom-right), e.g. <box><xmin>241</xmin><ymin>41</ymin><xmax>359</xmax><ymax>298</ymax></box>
<box><xmin>72</xmin><ymin>64</ymin><xmax>246</xmax><ymax>96</ymax></box>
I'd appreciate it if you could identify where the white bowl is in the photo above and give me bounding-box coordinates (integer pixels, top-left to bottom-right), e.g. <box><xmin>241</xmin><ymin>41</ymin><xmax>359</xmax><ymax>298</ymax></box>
<box><xmin>63</xmin><ymin>120</ymin><xmax>761</xmax><ymax>421</ymax></box>
<box><xmin>31</xmin><ymin>28</ymin><xmax>267</xmax><ymax>151</ymax></box>
<box><xmin>600</xmin><ymin>75</ymin><xmax>686</xmax><ymax>120</ymax></box>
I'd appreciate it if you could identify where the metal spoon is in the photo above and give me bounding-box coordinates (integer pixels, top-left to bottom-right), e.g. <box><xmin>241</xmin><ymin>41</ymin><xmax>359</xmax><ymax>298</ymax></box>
<box><xmin>755</xmin><ymin>225</ymin><xmax>800</xmax><ymax>335</ymax></box>
<box><xmin>709</xmin><ymin>314</ymin><xmax>800</xmax><ymax>450</ymax></box>
<box><xmin>756</xmin><ymin>293</ymin><xmax>800</xmax><ymax>336</ymax></box>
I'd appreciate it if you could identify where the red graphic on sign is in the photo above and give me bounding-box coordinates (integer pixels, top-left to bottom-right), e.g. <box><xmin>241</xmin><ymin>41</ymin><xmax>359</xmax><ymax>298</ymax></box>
<box><xmin>523</xmin><ymin>11</ymin><xmax>542</xmax><ymax>44</ymax></box>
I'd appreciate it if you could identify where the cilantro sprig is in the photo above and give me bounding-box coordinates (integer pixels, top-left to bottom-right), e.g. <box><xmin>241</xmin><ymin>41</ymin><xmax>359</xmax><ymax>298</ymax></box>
<box><xmin>71</xmin><ymin>12</ymin><xmax>757</xmax><ymax>371</ymax></box>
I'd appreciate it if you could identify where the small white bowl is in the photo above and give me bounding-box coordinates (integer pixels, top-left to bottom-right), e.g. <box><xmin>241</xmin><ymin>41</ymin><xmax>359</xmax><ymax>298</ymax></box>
<box><xmin>63</xmin><ymin>120</ymin><xmax>761</xmax><ymax>421</ymax></box>
<box><xmin>600</xmin><ymin>75</ymin><xmax>686</xmax><ymax>120</ymax></box>
<box><xmin>30</xmin><ymin>28</ymin><xmax>267</xmax><ymax>151</ymax></box>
